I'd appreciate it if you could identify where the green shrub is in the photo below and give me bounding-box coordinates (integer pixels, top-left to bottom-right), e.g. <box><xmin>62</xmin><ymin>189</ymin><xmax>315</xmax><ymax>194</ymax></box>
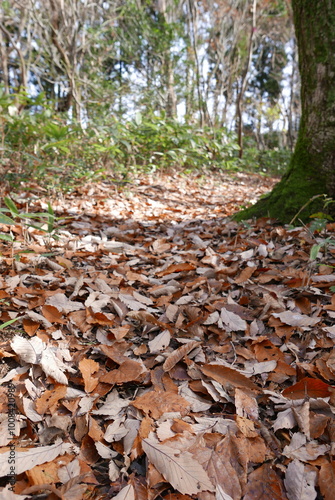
<box><xmin>0</xmin><ymin>86</ymin><xmax>288</xmax><ymax>191</ymax></box>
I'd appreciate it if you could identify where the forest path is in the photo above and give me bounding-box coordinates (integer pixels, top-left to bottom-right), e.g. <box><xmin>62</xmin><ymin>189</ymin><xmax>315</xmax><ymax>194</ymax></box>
<box><xmin>3</xmin><ymin>170</ymin><xmax>335</xmax><ymax>498</ymax></box>
<box><xmin>43</xmin><ymin>170</ymin><xmax>277</xmax><ymax>222</ymax></box>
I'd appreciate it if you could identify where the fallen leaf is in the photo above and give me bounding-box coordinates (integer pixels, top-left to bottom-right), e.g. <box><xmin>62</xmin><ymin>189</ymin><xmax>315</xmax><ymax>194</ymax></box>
<box><xmin>272</xmin><ymin>311</ymin><xmax>321</xmax><ymax>327</ymax></box>
<box><xmin>283</xmin><ymin>432</ymin><xmax>330</xmax><ymax>462</ymax></box>
<box><xmin>142</xmin><ymin>435</ymin><xmax>214</xmax><ymax>495</ymax></box>
<box><xmin>284</xmin><ymin>459</ymin><xmax>317</xmax><ymax>500</ymax></box>
<box><xmin>0</xmin><ymin>439</ymin><xmax>71</xmax><ymax>477</ymax></box>
<box><xmin>131</xmin><ymin>389</ymin><xmax>190</xmax><ymax>419</ymax></box>
<box><xmin>243</xmin><ymin>463</ymin><xmax>287</xmax><ymax>500</ymax></box>
<box><xmin>79</xmin><ymin>358</ymin><xmax>100</xmax><ymax>393</ymax></box>
<box><xmin>201</xmin><ymin>364</ymin><xmax>260</xmax><ymax>393</ymax></box>
<box><xmin>163</xmin><ymin>340</ymin><xmax>201</xmax><ymax>372</ymax></box>
<box><xmin>35</xmin><ymin>385</ymin><xmax>67</xmax><ymax>414</ymax></box>
<box><xmin>319</xmin><ymin>462</ymin><xmax>335</xmax><ymax>500</ymax></box>
<box><xmin>220</xmin><ymin>308</ymin><xmax>247</xmax><ymax>331</ymax></box>
<box><xmin>112</xmin><ymin>484</ymin><xmax>135</xmax><ymax>500</ymax></box>
<box><xmin>282</xmin><ymin>377</ymin><xmax>332</xmax><ymax>399</ymax></box>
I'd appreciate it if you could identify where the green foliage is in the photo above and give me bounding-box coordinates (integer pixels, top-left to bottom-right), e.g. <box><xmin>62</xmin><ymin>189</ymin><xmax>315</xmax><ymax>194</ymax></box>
<box><xmin>0</xmin><ymin>318</ymin><xmax>20</xmax><ymax>330</ymax></box>
<box><xmin>122</xmin><ymin>113</ymin><xmax>240</xmax><ymax>172</ymax></box>
<box><xmin>240</xmin><ymin>146</ymin><xmax>291</xmax><ymax>175</ymax></box>
<box><xmin>1</xmin><ymin>87</ymin><xmax>290</xmax><ymax>192</ymax></box>
<box><xmin>1</xmin><ymin>90</ymin><xmax>243</xmax><ymax>187</ymax></box>
<box><xmin>309</xmin><ymin>237</ymin><xmax>335</xmax><ymax>261</ymax></box>
<box><xmin>0</xmin><ymin>197</ymin><xmax>59</xmax><ymax>244</ymax></box>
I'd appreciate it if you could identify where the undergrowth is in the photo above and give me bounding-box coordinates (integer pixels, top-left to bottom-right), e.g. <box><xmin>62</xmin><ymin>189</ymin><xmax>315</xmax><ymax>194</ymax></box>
<box><xmin>0</xmin><ymin>89</ymin><xmax>290</xmax><ymax>193</ymax></box>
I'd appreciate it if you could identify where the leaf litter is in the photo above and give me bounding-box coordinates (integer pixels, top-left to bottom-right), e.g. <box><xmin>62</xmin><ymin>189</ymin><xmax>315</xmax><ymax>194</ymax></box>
<box><xmin>0</xmin><ymin>171</ymin><xmax>335</xmax><ymax>499</ymax></box>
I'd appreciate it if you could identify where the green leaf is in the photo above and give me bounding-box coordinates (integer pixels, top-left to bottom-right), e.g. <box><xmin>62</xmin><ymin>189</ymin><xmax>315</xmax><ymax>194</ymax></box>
<box><xmin>310</xmin><ymin>243</ymin><xmax>322</xmax><ymax>260</ymax></box>
<box><xmin>0</xmin><ymin>233</ymin><xmax>14</xmax><ymax>242</ymax></box>
<box><xmin>0</xmin><ymin>317</ymin><xmax>20</xmax><ymax>330</ymax></box>
<box><xmin>0</xmin><ymin>213</ymin><xmax>15</xmax><ymax>225</ymax></box>
<box><xmin>4</xmin><ymin>197</ymin><xmax>19</xmax><ymax>215</ymax></box>
<box><xmin>47</xmin><ymin>203</ymin><xmax>55</xmax><ymax>233</ymax></box>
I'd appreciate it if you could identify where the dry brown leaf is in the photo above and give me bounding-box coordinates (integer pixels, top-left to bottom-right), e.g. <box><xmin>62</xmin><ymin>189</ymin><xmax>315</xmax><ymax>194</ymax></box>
<box><xmin>200</xmin><ymin>364</ymin><xmax>260</xmax><ymax>393</ymax></box>
<box><xmin>236</xmin><ymin>416</ymin><xmax>258</xmax><ymax>438</ymax></box>
<box><xmin>78</xmin><ymin>358</ymin><xmax>100</xmax><ymax>393</ymax></box>
<box><xmin>35</xmin><ymin>385</ymin><xmax>67</xmax><ymax>415</ymax></box>
<box><xmin>25</xmin><ymin>459</ymin><xmax>60</xmax><ymax>485</ymax></box>
<box><xmin>41</xmin><ymin>305</ymin><xmax>66</xmax><ymax>324</ymax></box>
<box><xmin>243</xmin><ymin>463</ymin><xmax>288</xmax><ymax>500</ymax></box>
<box><xmin>235</xmin><ymin>266</ymin><xmax>255</xmax><ymax>284</ymax></box>
<box><xmin>100</xmin><ymin>359</ymin><xmax>145</xmax><ymax>385</ymax></box>
<box><xmin>157</xmin><ymin>263</ymin><xmax>196</xmax><ymax>277</ymax></box>
<box><xmin>163</xmin><ymin>340</ymin><xmax>201</xmax><ymax>372</ymax></box>
<box><xmin>235</xmin><ymin>388</ymin><xmax>259</xmax><ymax>420</ymax></box>
<box><xmin>319</xmin><ymin>462</ymin><xmax>335</xmax><ymax>500</ymax></box>
<box><xmin>131</xmin><ymin>389</ymin><xmax>190</xmax><ymax>419</ymax></box>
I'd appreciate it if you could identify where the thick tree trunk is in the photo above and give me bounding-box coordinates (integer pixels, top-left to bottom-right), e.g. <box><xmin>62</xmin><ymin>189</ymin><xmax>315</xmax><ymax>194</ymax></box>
<box><xmin>235</xmin><ymin>0</ymin><xmax>335</xmax><ymax>223</ymax></box>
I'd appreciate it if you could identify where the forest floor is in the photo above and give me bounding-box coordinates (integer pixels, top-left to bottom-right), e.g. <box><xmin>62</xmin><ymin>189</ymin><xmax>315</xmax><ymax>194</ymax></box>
<box><xmin>1</xmin><ymin>170</ymin><xmax>335</xmax><ymax>500</ymax></box>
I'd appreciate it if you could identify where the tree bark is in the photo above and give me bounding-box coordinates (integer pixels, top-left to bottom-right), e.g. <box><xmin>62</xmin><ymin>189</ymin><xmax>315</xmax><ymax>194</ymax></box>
<box><xmin>235</xmin><ymin>0</ymin><xmax>335</xmax><ymax>223</ymax></box>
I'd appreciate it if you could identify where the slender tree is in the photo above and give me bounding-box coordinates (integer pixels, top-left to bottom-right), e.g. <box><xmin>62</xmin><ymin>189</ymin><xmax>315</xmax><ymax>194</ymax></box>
<box><xmin>236</xmin><ymin>0</ymin><xmax>335</xmax><ymax>223</ymax></box>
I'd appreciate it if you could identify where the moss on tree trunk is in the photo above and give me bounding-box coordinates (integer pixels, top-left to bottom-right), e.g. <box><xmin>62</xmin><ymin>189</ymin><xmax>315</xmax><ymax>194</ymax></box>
<box><xmin>235</xmin><ymin>0</ymin><xmax>335</xmax><ymax>224</ymax></box>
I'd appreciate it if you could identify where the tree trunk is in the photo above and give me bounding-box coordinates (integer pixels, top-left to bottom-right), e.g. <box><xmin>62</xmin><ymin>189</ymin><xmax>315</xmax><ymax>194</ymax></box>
<box><xmin>235</xmin><ymin>0</ymin><xmax>335</xmax><ymax>223</ymax></box>
<box><xmin>236</xmin><ymin>0</ymin><xmax>257</xmax><ymax>159</ymax></box>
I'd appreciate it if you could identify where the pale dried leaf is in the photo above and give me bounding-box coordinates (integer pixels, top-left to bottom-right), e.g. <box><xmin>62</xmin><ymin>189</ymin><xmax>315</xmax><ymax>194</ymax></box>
<box><xmin>92</xmin><ymin>389</ymin><xmax>130</xmax><ymax>417</ymax></box>
<box><xmin>203</xmin><ymin>311</ymin><xmax>220</xmax><ymax>325</ymax></box>
<box><xmin>234</xmin><ymin>389</ymin><xmax>259</xmax><ymax>420</ymax></box>
<box><xmin>119</xmin><ymin>294</ymin><xmax>146</xmax><ymax>311</ymax></box>
<box><xmin>0</xmin><ymin>485</ymin><xmax>30</xmax><ymax>499</ymax></box>
<box><xmin>216</xmin><ymin>485</ymin><xmax>234</xmax><ymax>500</ymax></box>
<box><xmin>104</xmin><ymin>418</ymin><xmax>128</xmax><ymax>443</ymax></box>
<box><xmin>58</xmin><ymin>458</ymin><xmax>81</xmax><ymax>484</ymax></box>
<box><xmin>148</xmin><ymin>330</ymin><xmax>171</xmax><ymax>353</ymax></box>
<box><xmin>142</xmin><ymin>435</ymin><xmax>214</xmax><ymax>495</ymax></box>
<box><xmin>283</xmin><ymin>432</ymin><xmax>330</xmax><ymax>461</ymax></box>
<box><xmin>133</xmin><ymin>291</ymin><xmax>154</xmax><ymax>305</ymax></box>
<box><xmin>0</xmin><ymin>439</ymin><xmax>71</xmax><ymax>477</ymax></box>
<box><xmin>272</xmin><ymin>312</ymin><xmax>320</xmax><ymax>327</ymax></box>
<box><xmin>46</xmin><ymin>293</ymin><xmax>84</xmax><ymax>313</ymax></box>
<box><xmin>273</xmin><ymin>408</ymin><xmax>296</xmax><ymax>432</ymax></box>
<box><xmin>0</xmin><ymin>367</ymin><xmax>29</xmax><ymax>385</ymax></box>
<box><xmin>292</xmin><ymin>401</ymin><xmax>310</xmax><ymax>439</ymax></box>
<box><xmin>109</xmin><ymin>460</ymin><xmax>120</xmax><ymax>482</ymax></box>
<box><xmin>26</xmin><ymin>310</ymin><xmax>52</xmax><ymax>329</ymax></box>
<box><xmin>10</xmin><ymin>335</ymin><xmax>39</xmax><ymax>364</ymax></box>
<box><xmin>95</xmin><ymin>441</ymin><xmax>118</xmax><ymax>459</ymax></box>
<box><xmin>123</xmin><ymin>419</ymin><xmax>141</xmax><ymax>455</ymax></box>
<box><xmin>179</xmin><ymin>385</ymin><xmax>212</xmax><ymax>412</ymax></box>
<box><xmin>284</xmin><ymin>459</ymin><xmax>317</xmax><ymax>500</ymax></box>
<box><xmin>23</xmin><ymin>398</ymin><xmax>43</xmax><ymax>423</ymax></box>
<box><xmin>112</xmin><ymin>484</ymin><xmax>135</xmax><ymax>500</ymax></box>
<box><xmin>243</xmin><ymin>360</ymin><xmax>277</xmax><ymax>376</ymax></box>
<box><xmin>40</xmin><ymin>349</ymin><xmax>68</xmax><ymax>385</ymax></box>
<box><xmin>220</xmin><ymin>308</ymin><xmax>247</xmax><ymax>331</ymax></box>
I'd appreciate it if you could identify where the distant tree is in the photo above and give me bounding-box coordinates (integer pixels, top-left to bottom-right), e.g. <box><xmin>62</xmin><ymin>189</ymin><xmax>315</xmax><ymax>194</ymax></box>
<box><xmin>236</xmin><ymin>0</ymin><xmax>335</xmax><ymax>222</ymax></box>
